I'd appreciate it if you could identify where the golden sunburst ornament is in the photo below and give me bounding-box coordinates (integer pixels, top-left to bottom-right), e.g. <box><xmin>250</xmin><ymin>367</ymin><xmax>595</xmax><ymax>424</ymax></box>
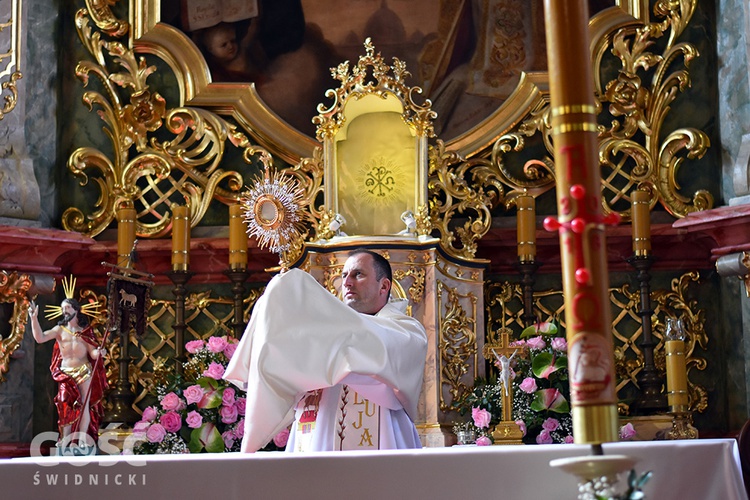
<box><xmin>44</xmin><ymin>275</ymin><xmax>101</xmax><ymax>321</ymax></box>
<box><xmin>240</xmin><ymin>166</ymin><xmax>306</xmax><ymax>255</ymax></box>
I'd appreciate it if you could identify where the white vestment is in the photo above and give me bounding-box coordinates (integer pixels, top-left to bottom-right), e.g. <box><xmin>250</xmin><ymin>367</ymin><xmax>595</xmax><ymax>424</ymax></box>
<box><xmin>224</xmin><ymin>269</ymin><xmax>428</xmax><ymax>452</ymax></box>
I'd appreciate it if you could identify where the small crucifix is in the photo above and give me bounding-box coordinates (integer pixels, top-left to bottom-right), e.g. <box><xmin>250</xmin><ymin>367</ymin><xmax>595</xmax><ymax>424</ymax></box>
<box><xmin>482</xmin><ymin>327</ymin><xmax>527</xmax><ymax>444</ymax></box>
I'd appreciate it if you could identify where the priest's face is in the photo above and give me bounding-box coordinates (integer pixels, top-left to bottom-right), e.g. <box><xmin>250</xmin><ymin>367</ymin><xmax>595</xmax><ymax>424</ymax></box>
<box><xmin>341</xmin><ymin>253</ymin><xmax>390</xmax><ymax>315</ymax></box>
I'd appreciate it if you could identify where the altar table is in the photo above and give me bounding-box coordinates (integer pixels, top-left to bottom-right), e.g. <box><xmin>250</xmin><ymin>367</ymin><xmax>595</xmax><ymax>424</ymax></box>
<box><xmin>0</xmin><ymin>438</ymin><xmax>745</xmax><ymax>499</ymax></box>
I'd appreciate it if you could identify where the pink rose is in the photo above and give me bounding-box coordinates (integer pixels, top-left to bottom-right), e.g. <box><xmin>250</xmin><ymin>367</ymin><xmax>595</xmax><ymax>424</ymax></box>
<box><xmin>159</xmin><ymin>411</ymin><xmax>182</xmax><ymax>433</ymax></box>
<box><xmin>471</xmin><ymin>407</ymin><xmax>492</xmax><ymax>429</ymax></box>
<box><xmin>519</xmin><ymin>377</ymin><xmax>537</xmax><ymax>394</ymax></box>
<box><xmin>536</xmin><ymin>429</ymin><xmax>553</xmax><ymax>444</ymax></box>
<box><xmin>133</xmin><ymin>421</ymin><xmax>150</xmax><ymax>438</ymax></box>
<box><xmin>475</xmin><ymin>435</ymin><xmax>492</xmax><ymax>446</ymax></box>
<box><xmin>542</xmin><ymin>417</ymin><xmax>560</xmax><ymax>432</ymax></box>
<box><xmin>186</xmin><ymin>410</ymin><xmax>203</xmax><ymax>429</ymax></box>
<box><xmin>223</xmin><ymin>342</ymin><xmax>238</xmax><ymax>360</ymax></box>
<box><xmin>551</xmin><ymin>337</ymin><xmax>568</xmax><ymax>351</ymax></box>
<box><xmin>146</xmin><ymin>423</ymin><xmax>166</xmax><ymax>443</ymax></box>
<box><xmin>564</xmin><ymin>435</ymin><xmax>575</xmax><ymax>444</ymax></box>
<box><xmin>222</xmin><ymin>387</ymin><xmax>236</xmax><ymax>406</ymax></box>
<box><xmin>222</xmin><ymin>430</ymin><xmax>235</xmax><ymax>449</ymax></box>
<box><xmin>515</xmin><ymin>419</ymin><xmax>526</xmax><ymax>437</ymax></box>
<box><xmin>273</xmin><ymin>428</ymin><xmax>290</xmax><ymax>448</ymax></box>
<box><xmin>219</xmin><ymin>404</ymin><xmax>239</xmax><ymax>424</ymax></box>
<box><xmin>233</xmin><ymin>419</ymin><xmax>245</xmax><ymax>438</ymax></box>
<box><xmin>141</xmin><ymin>406</ymin><xmax>157</xmax><ymax>422</ymax></box>
<box><xmin>526</xmin><ymin>336</ymin><xmax>547</xmax><ymax>350</ymax></box>
<box><xmin>619</xmin><ymin>423</ymin><xmax>637</xmax><ymax>441</ymax></box>
<box><xmin>207</xmin><ymin>336</ymin><xmax>228</xmax><ymax>353</ymax></box>
<box><xmin>183</xmin><ymin>384</ymin><xmax>204</xmax><ymax>405</ymax></box>
<box><xmin>509</xmin><ymin>339</ymin><xmax>526</xmax><ymax>347</ymax></box>
<box><xmin>161</xmin><ymin>392</ymin><xmax>184</xmax><ymax>411</ymax></box>
<box><xmin>203</xmin><ymin>362</ymin><xmax>225</xmax><ymax>380</ymax></box>
<box><xmin>234</xmin><ymin>397</ymin><xmax>246</xmax><ymax>416</ymax></box>
<box><xmin>185</xmin><ymin>339</ymin><xmax>205</xmax><ymax>354</ymax></box>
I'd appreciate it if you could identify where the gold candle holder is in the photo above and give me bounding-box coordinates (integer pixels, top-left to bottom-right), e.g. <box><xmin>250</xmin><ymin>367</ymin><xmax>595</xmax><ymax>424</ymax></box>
<box><xmin>116</xmin><ymin>204</ymin><xmax>136</xmax><ymax>268</ymax></box>
<box><xmin>517</xmin><ymin>193</ymin><xmax>536</xmax><ymax>262</ymax></box>
<box><xmin>171</xmin><ymin>204</ymin><xmax>190</xmax><ymax>271</ymax></box>
<box><xmin>228</xmin><ymin>203</ymin><xmax>248</xmax><ymax>271</ymax></box>
<box><xmin>631</xmin><ymin>190</ymin><xmax>651</xmax><ymax>257</ymax></box>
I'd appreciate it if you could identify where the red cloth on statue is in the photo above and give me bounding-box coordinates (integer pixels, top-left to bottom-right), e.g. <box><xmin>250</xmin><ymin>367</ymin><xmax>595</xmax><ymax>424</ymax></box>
<box><xmin>50</xmin><ymin>325</ymin><xmax>108</xmax><ymax>441</ymax></box>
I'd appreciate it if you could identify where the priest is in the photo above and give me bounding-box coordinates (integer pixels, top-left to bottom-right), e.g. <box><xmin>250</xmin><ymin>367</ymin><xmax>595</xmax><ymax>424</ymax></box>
<box><xmin>224</xmin><ymin>249</ymin><xmax>428</xmax><ymax>452</ymax></box>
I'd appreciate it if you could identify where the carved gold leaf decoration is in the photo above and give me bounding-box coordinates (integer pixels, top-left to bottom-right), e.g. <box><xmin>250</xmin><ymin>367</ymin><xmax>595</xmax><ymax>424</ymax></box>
<box><xmin>313</xmin><ymin>37</ymin><xmax>436</xmax><ymax>142</ymax></box>
<box><xmin>0</xmin><ymin>271</ymin><xmax>32</xmax><ymax>382</ymax></box>
<box><xmin>0</xmin><ymin>0</ymin><xmax>22</xmax><ymax>121</ymax></box>
<box><xmin>598</xmin><ymin>6</ymin><xmax>713</xmax><ymax>218</ymax></box>
<box><xmin>66</xmin><ymin>9</ymin><xmax>270</xmax><ymax>238</ymax></box>
<box><xmin>437</xmin><ymin>281</ymin><xmax>478</xmax><ymax>412</ymax></box>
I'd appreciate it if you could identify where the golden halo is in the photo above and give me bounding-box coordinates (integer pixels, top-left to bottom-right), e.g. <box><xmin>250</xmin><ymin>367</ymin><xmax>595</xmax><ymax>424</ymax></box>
<box><xmin>44</xmin><ymin>275</ymin><xmax>101</xmax><ymax>321</ymax></box>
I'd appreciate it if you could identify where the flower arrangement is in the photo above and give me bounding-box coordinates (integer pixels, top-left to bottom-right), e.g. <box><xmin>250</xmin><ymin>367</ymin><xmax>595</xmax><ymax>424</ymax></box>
<box><xmin>456</xmin><ymin>322</ymin><xmax>638</xmax><ymax>446</ymax></box>
<box><xmin>131</xmin><ymin>335</ymin><xmax>289</xmax><ymax>454</ymax></box>
<box><xmin>455</xmin><ymin>321</ymin><xmax>573</xmax><ymax>444</ymax></box>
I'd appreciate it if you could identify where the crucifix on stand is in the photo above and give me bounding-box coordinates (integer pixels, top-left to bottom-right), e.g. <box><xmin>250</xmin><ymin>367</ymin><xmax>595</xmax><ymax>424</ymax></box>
<box><xmin>482</xmin><ymin>327</ymin><xmax>527</xmax><ymax>444</ymax></box>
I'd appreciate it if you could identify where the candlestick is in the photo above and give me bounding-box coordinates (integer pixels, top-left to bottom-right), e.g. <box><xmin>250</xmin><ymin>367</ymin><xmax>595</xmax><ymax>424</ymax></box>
<box><xmin>665</xmin><ymin>317</ymin><xmax>689</xmax><ymax>411</ymax></box>
<box><xmin>627</xmin><ymin>255</ymin><xmax>667</xmax><ymax>414</ymax></box>
<box><xmin>631</xmin><ymin>189</ymin><xmax>651</xmax><ymax>256</ymax></box>
<box><xmin>229</xmin><ymin>203</ymin><xmax>248</xmax><ymax>271</ymax></box>
<box><xmin>225</xmin><ymin>268</ymin><xmax>249</xmax><ymax>338</ymax></box>
<box><xmin>517</xmin><ymin>193</ymin><xmax>536</xmax><ymax>262</ymax></box>
<box><xmin>171</xmin><ymin>204</ymin><xmax>190</xmax><ymax>271</ymax></box>
<box><xmin>544</xmin><ymin>0</ymin><xmax>618</xmax><ymax>444</ymax></box>
<box><xmin>117</xmin><ymin>205</ymin><xmax>136</xmax><ymax>268</ymax></box>
<box><xmin>168</xmin><ymin>270</ymin><xmax>194</xmax><ymax>374</ymax></box>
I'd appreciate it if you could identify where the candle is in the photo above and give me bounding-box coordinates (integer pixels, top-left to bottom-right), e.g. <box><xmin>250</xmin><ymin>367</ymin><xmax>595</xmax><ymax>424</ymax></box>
<box><xmin>517</xmin><ymin>193</ymin><xmax>536</xmax><ymax>261</ymax></box>
<box><xmin>117</xmin><ymin>205</ymin><xmax>136</xmax><ymax>268</ymax></box>
<box><xmin>544</xmin><ymin>0</ymin><xmax>618</xmax><ymax>444</ymax></box>
<box><xmin>171</xmin><ymin>204</ymin><xmax>190</xmax><ymax>271</ymax></box>
<box><xmin>229</xmin><ymin>203</ymin><xmax>248</xmax><ymax>270</ymax></box>
<box><xmin>665</xmin><ymin>339</ymin><xmax>689</xmax><ymax>410</ymax></box>
<box><xmin>665</xmin><ymin>317</ymin><xmax>689</xmax><ymax>411</ymax></box>
<box><xmin>631</xmin><ymin>189</ymin><xmax>651</xmax><ymax>256</ymax></box>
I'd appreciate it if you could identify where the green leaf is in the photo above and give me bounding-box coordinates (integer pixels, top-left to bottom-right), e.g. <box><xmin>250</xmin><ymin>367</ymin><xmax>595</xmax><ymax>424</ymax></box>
<box><xmin>188</xmin><ymin>423</ymin><xmax>223</xmax><ymax>453</ymax></box>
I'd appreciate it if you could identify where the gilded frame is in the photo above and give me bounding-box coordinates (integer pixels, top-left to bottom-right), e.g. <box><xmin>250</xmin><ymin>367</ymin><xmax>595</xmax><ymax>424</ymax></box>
<box><xmin>130</xmin><ymin>0</ymin><xmax>645</xmax><ymax>165</ymax></box>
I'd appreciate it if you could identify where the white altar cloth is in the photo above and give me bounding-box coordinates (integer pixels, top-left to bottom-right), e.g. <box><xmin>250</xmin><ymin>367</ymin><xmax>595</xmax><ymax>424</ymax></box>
<box><xmin>1</xmin><ymin>438</ymin><xmax>745</xmax><ymax>499</ymax></box>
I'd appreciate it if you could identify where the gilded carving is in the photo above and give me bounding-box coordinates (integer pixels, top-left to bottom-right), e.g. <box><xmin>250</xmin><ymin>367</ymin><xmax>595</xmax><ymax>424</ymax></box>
<box><xmin>393</xmin><ymin>267</ymin><xmax>426</xmax><ymax>305</ymax></box>
<box><xmin>65</xmin><ymin>1</ymin><xmax>710</xmax><ymax>269</ymax></box>
<box><xmin>598</xmin><ymin>2</ymin><xmax>712</xmax><ymax>219</ymax></box>
<box><xmin>437</xmin><ymin>281</ymin><xmax>478</xmax><ymax>412</ymax></box>
<box><xmin>66</xmin><ymin>8</ymin><xmax>275</xmax><ymax>239</ymax></box>
<box><xmin>313</xmin><ymin>38</ymin><xmax>436</xmax><ymax>142</ymax></box>
<box><xmin>0</xmin><ymin>0</ymin><xmax>23</xmax><ymax>120</ymax></box>
<box><xmin>0</xmin><ymin>271</ymin><xmax>32</xmax><ymax>382</ymax></box>
<box><xmin>485</xmin><ymin>271</ymin><xmax>708</xmax><ymax>415</ymax></box>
